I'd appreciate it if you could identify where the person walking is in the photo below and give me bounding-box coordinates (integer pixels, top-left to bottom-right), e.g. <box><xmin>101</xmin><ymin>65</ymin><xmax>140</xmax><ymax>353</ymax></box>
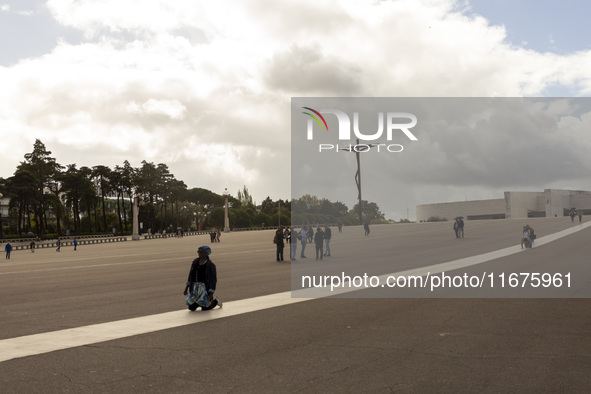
<box><xmin>289</xmin><ymin>228</ymin><xmax>297</xmax><ymax>261</ymax></box>
<box><xmin>314</xmin><ymin>226</ymin><xmax>325</xmax><ymax>260</ymax></box>
<box><xmin>458</xmin><ymin>218</ymin><xmax>465</xmax><ymax>239</ymax></box>
<box><xmin>5</xmin><ymin>242</ymin><xmax>12</xmax><ymax>259</ymax></box>
<box><xmin>324</xmin><ymin>224</ymin><xmax>332</xmax><ymax>257</ymax></box>
<box><xmin>364</xmin><ymin>222</ymin><xmax>370</xmax><ymax>236</ymax></box>
<box><xmin>338</xmin><ymin>221</ymin><xmax>343</xmax><ymax>233</ymax></box>
<box><xmin>56</xmin><ymin>238</ymin><xmax>61</xmax><ymax>252</ymax></box>
<box><xmin>300</xmin><ymin>226</ymin><xmax>308</xmax><ymax>258</ymax></box>
<box><xmin>73</xmin><ymin>238</ymin><xmax>78</xmax><ymax>251</ymax></box>
<box><xmin>30</xmin><ymin>240</ymin><xmax>35</xmax><ymax>253</ymax></box>
<box><xmin>183</xmin><ymin>245</ymin><xmax>222</xmax><ymax>311</ymax></box>
<box><xmin>274</xmin><ymin>227</ymin><xmax>285</xmax><ymax>262</ymax></box>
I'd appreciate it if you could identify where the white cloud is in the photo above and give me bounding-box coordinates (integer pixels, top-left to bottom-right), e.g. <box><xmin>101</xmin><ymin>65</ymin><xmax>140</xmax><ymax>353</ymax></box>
<box><xmin>1</xmin><ymin>0</ymin><xmax>591</xmax><ymax>206</ymax></box>
<box><xmin>126</xmin><ymin>99</ymin><xmax>186</xmax><ymax>120</ymax></box>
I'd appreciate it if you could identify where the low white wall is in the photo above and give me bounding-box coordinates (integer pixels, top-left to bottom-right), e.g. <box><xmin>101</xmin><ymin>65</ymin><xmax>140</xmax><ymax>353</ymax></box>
<box><xmin>416</xmin><ymin>199</ymin><xmax>505</xmax><ymax>222</ymax></box>
<box><xmin>418</xmin><ymin>189</ymin><xmax>591</xmax><ymax>221</ymax></box>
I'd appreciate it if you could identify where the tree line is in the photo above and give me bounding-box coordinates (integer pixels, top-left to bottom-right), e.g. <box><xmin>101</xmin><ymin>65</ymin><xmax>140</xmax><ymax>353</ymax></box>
<box><xmin>0</xmin><ymin>140</ymin><xmax>290</xmax><ymax>238</ymax></box>
<box><xmin>291</xmin><ymin>194</ymin><xmax>386</xmax><ymax>226</ymax></box>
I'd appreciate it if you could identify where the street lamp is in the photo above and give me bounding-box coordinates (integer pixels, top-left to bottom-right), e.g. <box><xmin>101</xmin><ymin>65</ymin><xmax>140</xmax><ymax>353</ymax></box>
<box><xmin>223</xmin><ymin>188</ymin><xmax>230</xmax><ymax>233</ymax></box>
<box><xmin>339</xmin><ymin>139</ymin><xmax>378</xmax><ymax>225</ymax></box>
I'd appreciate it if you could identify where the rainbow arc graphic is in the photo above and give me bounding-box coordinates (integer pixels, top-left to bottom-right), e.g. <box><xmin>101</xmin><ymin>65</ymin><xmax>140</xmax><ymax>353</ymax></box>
<box><xmin>302</xmin><ymin>107</ymin><xmax>329</xmax><ymax>131</ymax></box>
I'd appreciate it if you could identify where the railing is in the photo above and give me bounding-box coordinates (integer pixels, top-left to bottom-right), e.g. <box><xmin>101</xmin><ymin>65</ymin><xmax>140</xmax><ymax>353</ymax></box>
<box><xmin>5</xmin><ymin>227</ymin><xmax>315</xmax><ymax>250</ymax></box>
<box><xmin>143</xmin><ymin>231</ymin><xmax>209</xmax><ymax>239</ymax></box>
<box><xmin>11</xmin><ymin>237</ymin><xmax>128</xmax><ymax>250</ymax></box>
<box><xmin>1</xmin><ymin>233</ymin><xmax>123</xmax><ymax>244</ymax></box>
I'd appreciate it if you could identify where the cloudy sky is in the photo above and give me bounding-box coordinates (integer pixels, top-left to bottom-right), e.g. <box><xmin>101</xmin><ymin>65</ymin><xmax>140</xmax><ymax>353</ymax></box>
<box><xmin>1</xmin><ymin>0</ymin><xmax>591</xmax><ymax>217</ymax></box>
<box><xmin>292</xmin><ymin>97</ymin><xmax>591</xmax><ymax>221</ymax></box>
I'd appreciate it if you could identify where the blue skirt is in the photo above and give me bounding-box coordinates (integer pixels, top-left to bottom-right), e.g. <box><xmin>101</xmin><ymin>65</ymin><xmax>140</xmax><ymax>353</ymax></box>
<box><xmin>186</xmin><ymin>282</ymin><xmax>211</xmax><ymax>307</ymax></box>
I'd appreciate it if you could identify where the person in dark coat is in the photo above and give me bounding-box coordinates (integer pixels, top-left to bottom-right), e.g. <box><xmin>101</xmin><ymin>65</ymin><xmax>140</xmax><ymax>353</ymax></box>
<box><xmin>5</xmin><ymin>242</ymin><xmax>12</xmax><ymax>259</ymax></box>
<box><xmin>324</xmin><ymin>224</ymin><xmax>332</xmax><ymax>256</ymax></box>
<box><xmin>314</xmin><ymin>226</ymin><xmax>325</xmax><ymax>260</ymax></box>
<box><xmin>274</xmin><ymin>227</ymin><xmax>285</xmax><ymax>261</ymax></box>
<box><xmin>184</xmin><ymin>245</ymin><xmax>222</xmax><ymax>311</ymax></box>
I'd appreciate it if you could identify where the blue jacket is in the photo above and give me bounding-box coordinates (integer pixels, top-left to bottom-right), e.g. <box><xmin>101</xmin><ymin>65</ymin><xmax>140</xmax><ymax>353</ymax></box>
<box><xmin>186</xmin><ymin>258</ymin><xmax>217</xmax><ymax>293</ymax></box>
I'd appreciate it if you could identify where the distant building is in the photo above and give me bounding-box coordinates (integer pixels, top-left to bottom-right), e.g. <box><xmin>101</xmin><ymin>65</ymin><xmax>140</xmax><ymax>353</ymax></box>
<box><xmin>0</xmin><ymin>195</ymin><xmax>8</xmax><ymax>229</ymax></box>
<box><xmin>416</xmin><ymin>189</ymin><xmax>591</xmax><ymax>222</ymax></box>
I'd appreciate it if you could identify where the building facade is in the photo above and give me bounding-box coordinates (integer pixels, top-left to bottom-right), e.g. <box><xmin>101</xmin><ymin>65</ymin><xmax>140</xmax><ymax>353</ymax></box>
<box><xmin>417</xmin><ymin>189</ymin><xmax>591</xmax><ymax>222</ymax></box>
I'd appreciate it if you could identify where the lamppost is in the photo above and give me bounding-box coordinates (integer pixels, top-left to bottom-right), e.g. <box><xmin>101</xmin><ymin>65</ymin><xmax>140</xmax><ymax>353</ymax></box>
<box><xmin>339</xmin><ymin>139</ymin><xmax>378</xmax><ymax>225</ymax></box>
<box><xmin>132</xmin><ymin>187</ymin><xmax>140</xmax><ymax>241</ymax></box>
<box><xmin>223</xmin><ymin>188</ymin><xmax>230</xmax><ymax>233</ymax></box>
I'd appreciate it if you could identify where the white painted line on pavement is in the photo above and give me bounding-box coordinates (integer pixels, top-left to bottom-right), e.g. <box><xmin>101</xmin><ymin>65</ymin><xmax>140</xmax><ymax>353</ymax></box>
<box><xmin>0</xmin><ymin>248</ymin><xmax>273</xmax><ymax>275</ymax></box>
<box><xmin>0</xmin><ymin>291</ymin><xmax>310</xmax><ymax>363</ymax></box>
<box><xmin>310</xmin><ymin>221</ymin><xmax>591</xmax><ymax>297</ymax></box>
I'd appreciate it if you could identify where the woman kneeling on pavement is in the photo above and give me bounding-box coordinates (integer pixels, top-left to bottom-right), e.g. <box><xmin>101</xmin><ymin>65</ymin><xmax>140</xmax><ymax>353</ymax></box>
<box><xmin>184</xmin><ymin>245</ymin><xmax>223</xmax><ymax>311</ymax></box>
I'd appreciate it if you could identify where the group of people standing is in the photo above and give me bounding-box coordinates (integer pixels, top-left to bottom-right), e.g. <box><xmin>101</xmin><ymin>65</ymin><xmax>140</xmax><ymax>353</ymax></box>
<box><xmin>569</xmin><ymin>209</ymin><xmax>583</xmax><ymax>223</ymax></box>
<box><xmin>274</xmin><ymin>224</ymin><xmax>333</xmax><ymax>261</ymax></box>
<box><xmin>209</xmin><ymin>229</ymin><xmax>222</xmax><ymax>243</ymax></box>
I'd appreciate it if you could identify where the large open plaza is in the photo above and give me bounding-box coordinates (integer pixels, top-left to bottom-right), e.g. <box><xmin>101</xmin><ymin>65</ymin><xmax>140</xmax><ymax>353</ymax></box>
<box><xmin>1</xmin><ymin>218</ymin><xmax>590</xmax><ymax>392</ymax></box>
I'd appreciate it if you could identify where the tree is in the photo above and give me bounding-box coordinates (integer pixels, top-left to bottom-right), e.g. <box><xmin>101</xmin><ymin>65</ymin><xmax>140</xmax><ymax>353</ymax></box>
<box><xmin>261</xmin><ymin>196</ymin><xmax>275</xmax><ymax>215</ymax></box>
<box><xmin>206</xmin><ymin>207</ymin><xmax>225</xmax><ymax>229</ymax></box>
<box><xmin>186</xmin><ymin>187</ymin><xmax>223</xmax><ymax>220</ymax></box>
<box><xmin>0</xmin><ymin>177</ymin><xmax>6</xmax><ymax>237</ymax></box>
<box><xmin>110</xmin><ymin>166</ymin><xmax>125</xmax><ymax>232</ymax></box>
<box><xmin>169</xmin><ymin>178</ymin><xmax>187</xmax><ymax>230</ymax></box>
<box><xmin>135</xmin><ymin>161</ymin><xmax>159</xmax><ymax>233</ymax></box>
<box><xmin>253</xmin><ymin>212</ymin><xmax>271</xmax><ymax>227</ymax></box>
<box><xmin>350</xmin><ymin>200</ymin><xmax>384</xmax><ymax>223</ymax></box>
<box><xmin>7</xmin><ymin>169</ymin><xmax>38</xmax><ymax>235</ymax></box>
<box><xmin>236</xmin><ymin>185</ymin><xmax>255</xmax><ymax>208</ymax></box>
<box><xmin>61</xmin><ymin>165</ymin><xmax>83</xmax><ymax>235</ymax></box>
<box><xmin>92</xmin><ymin>165</ymin><xmax>113</xmax><ymax>233</ymax></box>
<box><xmin>119</xmin><ymin>160</ymin><xmax>136</xmax><ymax>231</ymax></box>
<box><xmin>79</xmin><ymin>166</ymin><xmax>98</xmax><ymax>233</ymax></box>
<box><xmin>19</xmin><ymin>140</ymin><xmax>62</xmax><ymax>236</ymax></box>
<box><xmin>230</xmin><ymin>209</ymin><xmax>253</xmax><ymax>228</ymax></box>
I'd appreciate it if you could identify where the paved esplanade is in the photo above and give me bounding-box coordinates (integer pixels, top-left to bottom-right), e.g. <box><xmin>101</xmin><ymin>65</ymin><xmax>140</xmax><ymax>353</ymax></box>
<box><xmin>1</xmin><ymin>218</ymin><xmax>590</xmax><ymax>392</ymax></box>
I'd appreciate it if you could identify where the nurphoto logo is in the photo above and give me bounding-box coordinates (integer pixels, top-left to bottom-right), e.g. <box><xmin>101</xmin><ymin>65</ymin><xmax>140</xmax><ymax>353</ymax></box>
<box><xmin>301</xmin><ymin>107</ymin><xmax>418</xmax><ymax>153</ymax></box>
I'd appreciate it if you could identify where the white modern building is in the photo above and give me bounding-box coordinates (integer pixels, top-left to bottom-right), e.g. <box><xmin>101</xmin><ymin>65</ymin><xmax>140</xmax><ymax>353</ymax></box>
<box><xmin>416</xmin><ymin>189</ymin><xmax>591</xmax><ymax>222</ymax></box>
